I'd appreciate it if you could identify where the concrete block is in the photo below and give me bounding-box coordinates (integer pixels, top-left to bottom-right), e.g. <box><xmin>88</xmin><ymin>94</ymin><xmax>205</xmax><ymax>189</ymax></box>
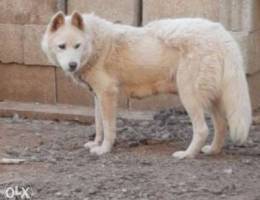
<box><xmin>0</xmin><ymin>0</ymin><xmax>65</xmax><ymax>25</ymax></box>
<box><xmin>0</xmin><ymin>24</ymin><xmax>23</xmax><ymax>64</ymax></box>
<box><xmin>143</xmin><ymin>0</ymin><xmax>260</xmax><ymax>32</ymax></box>
<box><xmin>143</xmin><ymin>0</ymin><xmax>220</xmax><ymax>25</ymax></box>
<box><xmin>68</xmin><ymin>0</ymin><xmax>140</xmax><ymax>25</ymax></box>
<box><xmin>224</xmin><ymin>0</ymin><xmax>260</xmax><ymax>32</ymax></box>
<box><xmin>129</xmin><ymin>94</ymin><xmax>182</xmax><ymax>111</ymax></box>
<box><xmin>0</xmin><ymin>64</ymin><xmax>56</xmax><ymax>104</ymax></box>
<box><xmin>0</xmin><ymin>102</ymin><xmax>95</xmax><ymax>124</ymax></box>
<box><xmin>248</xmin><ymin>72</ymin><xmax>260</xmax><ymax>110</ymax></box>
<box><xmin>0</xmin><ymin>101</ymin><xmax>154</xmax><ymax>123</ymax></box>
<box><xmin>251</xmin><ymin>31</ymin><xmax>260</xmax><ymax>74</ymax></box>
<box><xmin>24</xmin><ymin>25</ymin><xmax>51</xmax><ymax>66</ymax></box>
<box><xmin>232</xmin><ymin>30</ymin><xmax>260</xmax><ymax>74</ymax></box>
<box><xmin>251</xmin><ymin>0</ymin><xmax>260</xmax><ymax>31</ymax></box>
<box><xmin>231</xmin><ymin>31</ymin><xmax>251</xmax><ymax>73</ymax></box>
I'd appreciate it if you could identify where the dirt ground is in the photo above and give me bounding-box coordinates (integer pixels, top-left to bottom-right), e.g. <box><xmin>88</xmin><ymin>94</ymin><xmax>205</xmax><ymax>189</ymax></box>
<box><xmin>0</xmin><ymin>108</ymin><xmax>259</xmax><ymax>200</ymax></box>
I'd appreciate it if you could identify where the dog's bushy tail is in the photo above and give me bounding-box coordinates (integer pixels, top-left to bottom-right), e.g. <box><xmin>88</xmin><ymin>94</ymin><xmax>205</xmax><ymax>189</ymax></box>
<box><xmin>222</xmin><ymin>38</ymin><xmax>252</xmax><ymax>144</ymax></box>
<box><xmin>223</xmin><ymin>74</ymin><xmax>252</xmax><ymax>144</ymax></box>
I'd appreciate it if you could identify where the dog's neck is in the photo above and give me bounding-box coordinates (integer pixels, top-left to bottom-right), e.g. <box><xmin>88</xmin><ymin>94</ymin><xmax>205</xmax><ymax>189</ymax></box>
<box><xmin>75</xmin><ymin>35</ymin><xmax>113</xmax><ymax>77</ymax></box>
<box><xmin>81</xmin><ymin>15</ymin><xmax>114</xmax><ymax>68</ymax></box>
<box><xmin>72</xmin><ymin>16</ymin><xmax>114</xmax><ymax>88</ymax></box>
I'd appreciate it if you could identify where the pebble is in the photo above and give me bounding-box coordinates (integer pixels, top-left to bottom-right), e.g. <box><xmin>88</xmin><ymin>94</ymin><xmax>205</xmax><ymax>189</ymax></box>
<box><xmin>139</xmin><ymin>121</ymin><xmax>150</xmax><ymax>127</ymax></box>
<box><xmin>88</xmin><ymin>186</ymin><xmax>99</xmax><ymax>195</ymax></box>
<box><xmin>12</xmin><ymin>113</ymin><xmax>20</xmax><ymax>121</ymax></box>
<box><xmin>242</xmin><ymin>159</ymin><xmax>252</xmax><ymax>164</ymax></box>
<box><xmin>117</xmin><ymin>119</ymin><xmax>125</xmax><ymax>127</ymax></box>
<box><xmin>55</xmin><ymin>192</ymin><xmax>62</xmax><ymax>197</ymax></box>
<box><xmin>74</xmin><ymin>188</ymin><xmax>82</xmax><ymax>193</ymax></box>
<box><xmin>223</xmin><ymin>168</ymin><xmax>233</xmax><ymax>175</ymax></box>
<box><xmin>35</xmin><ymin>132</ymin><xmax>41</xmax><ymax>136</ymax></box>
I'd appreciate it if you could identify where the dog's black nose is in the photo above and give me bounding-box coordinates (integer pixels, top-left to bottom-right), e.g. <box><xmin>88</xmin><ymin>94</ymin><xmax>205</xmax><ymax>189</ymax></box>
<box><xmin>69</xmin><ymin>62</ymin><xmax>77</xmax><ymax>71</ymax></box>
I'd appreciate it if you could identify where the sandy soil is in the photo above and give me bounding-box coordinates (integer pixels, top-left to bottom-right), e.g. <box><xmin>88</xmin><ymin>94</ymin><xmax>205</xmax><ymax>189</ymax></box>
<box><xmin>0</xmin><ymin>109</ymin><xmax>259</xmax><ymax>200</ymax></box>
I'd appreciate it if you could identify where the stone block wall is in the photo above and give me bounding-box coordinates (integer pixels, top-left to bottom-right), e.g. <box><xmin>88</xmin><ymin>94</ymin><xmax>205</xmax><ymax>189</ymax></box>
<box><xmin>68</xmin><ymin>0</ymin><xmax>140</xmax><ymax>25</ymax></box>
<box><xmin>0</xmin><ymin>0</ymin><xmax>259</xmax><ymax>111</ymax></box>
<box><xmin>0</xmin><ymin>0</ymin><xmax>62</xmax><ymax>106</ymax></box>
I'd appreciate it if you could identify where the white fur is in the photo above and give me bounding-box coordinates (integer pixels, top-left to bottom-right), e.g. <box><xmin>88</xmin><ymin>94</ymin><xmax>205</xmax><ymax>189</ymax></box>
<box><xmin>42</xmin><ymin>13</ymin><xmax>252</xmax><ymax>159</ymax></box>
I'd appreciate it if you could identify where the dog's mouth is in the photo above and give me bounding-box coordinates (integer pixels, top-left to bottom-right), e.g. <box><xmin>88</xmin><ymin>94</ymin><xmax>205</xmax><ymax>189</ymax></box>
<box><xmin>68</xmin><ymin>67</ymin><xmax>77</xmax><ymax>73</ymax></box>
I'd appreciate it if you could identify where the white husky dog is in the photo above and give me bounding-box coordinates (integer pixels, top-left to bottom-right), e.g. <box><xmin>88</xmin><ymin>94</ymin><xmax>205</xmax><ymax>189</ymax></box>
<box><xmin>42</xmin><ymin>11</ymin><xmax>252</xmax><ymax>159</ymax></box>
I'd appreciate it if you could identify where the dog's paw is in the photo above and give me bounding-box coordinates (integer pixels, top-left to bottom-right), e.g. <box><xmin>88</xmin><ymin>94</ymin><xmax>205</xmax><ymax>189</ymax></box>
<box><xmin>90</xmin><ymin>145</ymin><xmax>111</xmax><ymax>155</ymax></box>
<box><xmin>172</xmin><ymin>151</ymin><xmax>195</xmax><ymax>159</ymax></box>
<box><xmin>84</xmin><ymin>141</ymin><xmax>99</xmax><ymax>149</ymax></box>
<box><xmin>201</xmin><ymin>145</ymin><xmax>220</xmax><ymax>155</ymax></box>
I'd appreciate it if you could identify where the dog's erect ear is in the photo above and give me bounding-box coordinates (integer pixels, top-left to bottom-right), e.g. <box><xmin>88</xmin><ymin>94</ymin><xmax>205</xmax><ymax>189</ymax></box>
<box><xmin>71</xmin><ymin>11</ymin><xmax>84</xmax><ymax>31</ymax></box>
<box><xmin>50</xmin><ymin>11</ymin><xmax>65</xmax><ymax>32</ymax></box>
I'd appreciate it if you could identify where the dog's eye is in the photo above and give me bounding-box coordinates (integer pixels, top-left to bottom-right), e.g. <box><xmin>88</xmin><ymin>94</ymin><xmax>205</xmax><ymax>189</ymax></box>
<box><xmin>58</xmin><ymin>44</ymin><xmax>66</xmax><ymax>50</ymax></box>
<box><xmin>74</xmin><ymin>43</ymin><xmax>81</xmax><ymax>49</ymax></box>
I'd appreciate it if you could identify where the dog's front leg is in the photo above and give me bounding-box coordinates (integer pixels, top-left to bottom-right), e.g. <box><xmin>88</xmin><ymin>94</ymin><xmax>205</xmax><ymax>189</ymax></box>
<box><xmin>85</xmin><ymin>96</ymin><xmax>103</xmax><ymax>149</ymax></box>
<box><xmin>90</xmin><ymin>91</ymin><xmax>117</xmax><ymax>155</ymax></box>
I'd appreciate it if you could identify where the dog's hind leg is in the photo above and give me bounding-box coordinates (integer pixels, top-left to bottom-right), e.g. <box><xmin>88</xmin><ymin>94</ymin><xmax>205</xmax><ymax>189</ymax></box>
<box><xmin>85</xmin><ymin>96</ymin><xmax>103</xmax><ymax>149</ymax></box>
<box><xmin>90</xmin><ymin>92</ymin><xmax>117</xmax><ymax>155</ymax></box>
<box><xmin>202</xmin><ymin>106</ymin><xmax>227</xmax><ymax>155</ymax></box>
<box><xmin>173</xmin><ymin>62</ymin><xmax>209</xmax><ymax>159</ymax></box>
<box><xmin>173</xmin><ymin>96</ymin><xmax>209</xmax><ymax>159</ymax></box>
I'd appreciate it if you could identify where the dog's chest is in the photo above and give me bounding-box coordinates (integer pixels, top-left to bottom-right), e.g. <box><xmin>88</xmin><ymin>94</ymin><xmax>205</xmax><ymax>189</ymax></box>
<box><xmin>72</xmin><ymin>71</ymin><xmax>94</xmax><ymax>93</ymax></box>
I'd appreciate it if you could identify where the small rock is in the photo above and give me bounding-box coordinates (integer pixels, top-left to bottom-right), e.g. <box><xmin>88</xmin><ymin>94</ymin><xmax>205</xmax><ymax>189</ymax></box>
<box><xmin>161</xmin><ymin>132</ymin><xmax>171</xmax><ymax>139</ymax></box>
<box><xmin>178</xmin><ymin>182</ymin><xmax>186</xmax><ymax>186</ymax></box>
<box><xmin>242</xmin><ymin>159</ymin><xmax>252</xmax><ymax>164</ymax></box>
<box><xmin>88</xmin><ymin>187</ymin><xmax>98</xmax><ymax>195</ymax></box>
<box><xmin>167</xmin><ymin>120</ymin><xmax>177</xmax><ymax>126</ymax></box>
<box><xmin>128</xmin><ymin>141</ymin><xmax>140</xmax><ymax>148</ymax></box>
<box><xmin>74</xmin><ymin>188</ymin><xmax>82</xmax><ymax>193</ymax></box>
<box><xmin>35</xmin><ymin>147</ymin><xmax>41</xmax><ymax>153</ymax></box>
<box><xmin>30</xmin><ymin>156</ymin><xmax>39</xmax><ymax>162</ymax></box>
<box><xmin>62</xmin><ymin>193</ymin><xmax>70</xmax><ymax>197</ymax></box>
<box><xmin>12</xmin><ymin>113</ymin><xmax>20</xmax><ymax>121</ymax></box>
<box><xmin>55</xmin><ymin>192</ymin><xmax>62</xmax><ymax>197</ymax></box>
<box><xmin>117</xmin><ymin>119</ymin><xmax>125</xmax><ymax>127</ymax></box>
<box><xmin>48</xmin><ymin>157</ymin><xmax>57</xmax><ymax>164</ymax></box>
<box><xmin>0</xmin><ymin>158</ymin><xmax>26</xmax><ymax>164</ymax></box>
<box><xmin>35</xmin><ymin>132</ymin><xmax>41</xmax><ymax>136</ymax></box>
<box><xmin>223</xmin><ymin>168</ymin><xmax>233</xmax><ymax>175</ymax></box>
<box><xmin>253</xmin><ymin>115</ymin><xmax>260</xmax><ymax>125</ymax></box>
<box><xmin>140</xmin><ymin>121</ymin><xmax>150</xmax><ymax>127</ymax></box>
<box><xmin>140</xmin><ymin>161</ymin><xmax>152</xmax><ymax>166</ymax></box>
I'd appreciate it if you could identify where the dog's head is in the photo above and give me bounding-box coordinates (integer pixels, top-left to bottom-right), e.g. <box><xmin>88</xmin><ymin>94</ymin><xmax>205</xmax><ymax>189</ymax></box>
<box><xmin>42</xmin><ymin>11</ymin><xmax>92</xmax><ymax>73</ymax></box>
